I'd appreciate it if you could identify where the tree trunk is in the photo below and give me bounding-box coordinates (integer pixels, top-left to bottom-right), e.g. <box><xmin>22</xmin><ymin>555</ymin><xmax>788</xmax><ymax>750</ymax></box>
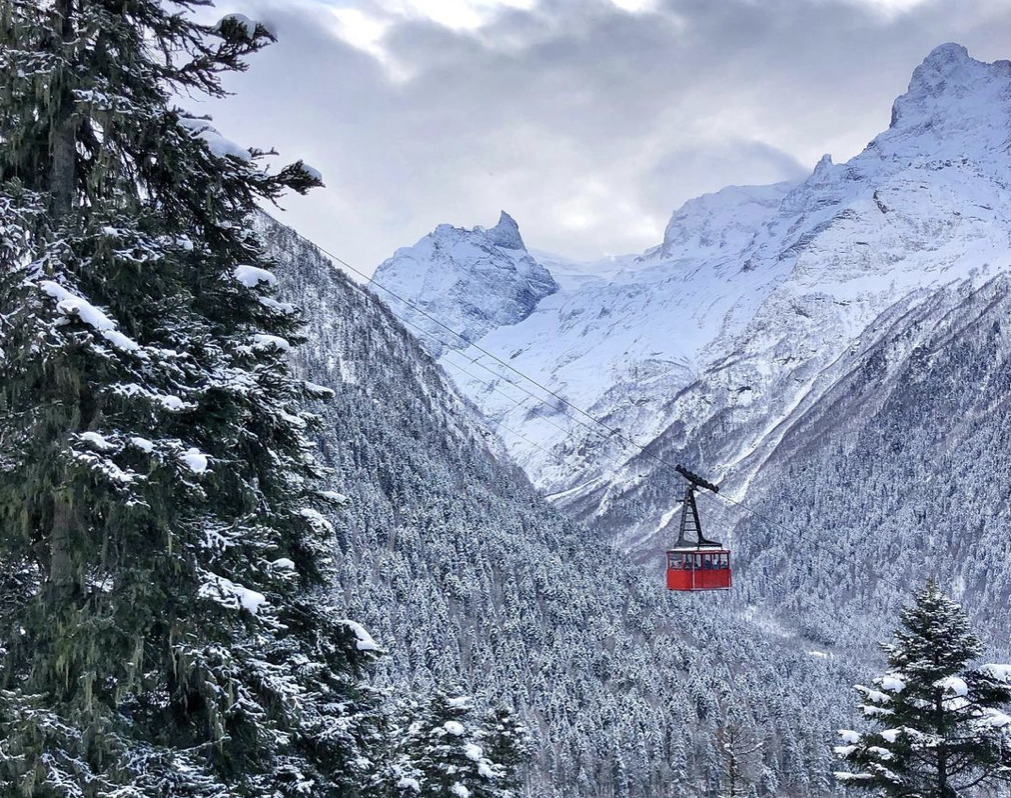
<box><xmin>47</xmin><ymin>0</ymin><xmax>78</xmax><ymax>596</ymax></box>
<box><xmin>50</xmin><ymin>0</ymin><xmax>76</xmax><ymax>220</ymax></box>
<box><xmin>48</xmin><ymin>489</ymin><xmax>76</xmax><ymax>590</ymax></box>
<box><xmin>935</xmin><ymin>686</ymin><xmax>948</xmax><ymax>798</ymax></box>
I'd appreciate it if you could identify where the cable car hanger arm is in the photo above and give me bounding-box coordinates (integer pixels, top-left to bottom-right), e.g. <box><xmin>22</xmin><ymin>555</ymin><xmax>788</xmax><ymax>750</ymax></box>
<box><xmin>673</xmin><ymin>464</ymin><xmax>723</xmax><ymax>549</ymax></box>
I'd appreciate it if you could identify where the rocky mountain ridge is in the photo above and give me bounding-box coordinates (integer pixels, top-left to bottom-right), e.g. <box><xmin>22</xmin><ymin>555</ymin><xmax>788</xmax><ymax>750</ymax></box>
<box><xmin>373</xmin><ymin>210</ymin><xmax>557</xmax><ymax>357</ymax></box>
<box><xmin>373</xmin><ymin>43</ymin><xmax>1011</xmax><ymax>555</ymax></box>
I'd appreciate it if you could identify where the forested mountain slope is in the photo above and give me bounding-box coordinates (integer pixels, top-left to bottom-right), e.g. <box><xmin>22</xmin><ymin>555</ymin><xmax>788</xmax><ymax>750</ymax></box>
<box><xmin>371</xmin><ymin>43</ymin><xmax>1011</xmax><ymax>644</ymax></box>
<box><xmin>257</xmin><ymin>215</ymin><xmax>855</xmax><ymax>798</ymax></box>
<box><xmin>732</xmin><ymin>275</ymin><xmax>1011</xmax><ymax>647</ymax></box>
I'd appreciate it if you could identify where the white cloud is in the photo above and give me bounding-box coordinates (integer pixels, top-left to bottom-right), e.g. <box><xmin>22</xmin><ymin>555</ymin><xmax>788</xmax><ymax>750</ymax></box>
<box><xmin>838</xmin><ymin>0</ymin><xmax>935</xmax><ymax>16</ymax></box>
<box><xmin>203</xmin><ymin>0</ymin><xmax>1011</xmax><ymax>274</ymax></box>
<box><xmin>607</xmin><ymin>0</ymin><xmax>659</xmax><ymax>12</ymax></box>
<box><xmin>326</xmin><ymin>7</ymin><xmax>390</xmax><ymax>56</ymax></box>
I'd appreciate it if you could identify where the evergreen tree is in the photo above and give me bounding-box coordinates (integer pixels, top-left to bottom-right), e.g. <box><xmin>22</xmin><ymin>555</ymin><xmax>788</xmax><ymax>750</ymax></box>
<box><xmin>835</xmin><ymin>581</ymin><xmax>1011</xmax><ymax>798</ymax></box>
<box><xmin>481</xmin><ymin>706</ymin><xmax>531</xmax><ymax>798</ymax></box>
<box><xmin>394</xmin><ymin>691</ymin><xmax>510</xmax><ymax>798</ymax></box>
<box><xmin>0</xmin><ymin>0</ymin><xmax>380</xmax><ymax>794</ymax></box>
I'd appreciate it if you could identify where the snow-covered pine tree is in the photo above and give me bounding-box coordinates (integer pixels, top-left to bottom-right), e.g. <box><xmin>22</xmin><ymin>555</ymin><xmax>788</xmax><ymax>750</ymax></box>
<box><xmin>834</xmin><ymin>581</ymin><xmax>1011</xmax><ymax>798</ymax></box>
<box><xmin>717</xmin><ymin>712</ymin><xmax>764</xmax><ymax>798</ymax></box>
<box><xmin>0</xmin><ymin>1</ymin><xmax>381</xmax><ymax>795</ymax></box>
<box><xmin>481</xmin><ymin>706</ymin><xmax>530</xmax><ymax>798</ymax></box>
<box><xmin>394</xmin><ymin>691</ymin><xmax>507</xmax><ymax>798</ymax></box>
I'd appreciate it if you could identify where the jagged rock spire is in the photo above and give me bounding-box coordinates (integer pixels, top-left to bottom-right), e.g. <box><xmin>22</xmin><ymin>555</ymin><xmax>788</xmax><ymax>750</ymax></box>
<box><xmin>487</xmin><ymin>211</ymin><xmax>525</xmax><ymax>250</ymax></box>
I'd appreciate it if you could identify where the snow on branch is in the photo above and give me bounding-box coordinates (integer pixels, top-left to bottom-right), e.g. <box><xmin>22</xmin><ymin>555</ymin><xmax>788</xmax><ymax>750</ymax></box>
<box><xmin>179</xmin><ymin>117</ymin><xmax>252</xmax><ymax>164</ymax></box>
<box><xmin>980</xmin><ymin>664</ymin><xmax>1011</xmax><ymax>682</ymax></box>
<box><xmin>935</xmin><ymin>675</ymin><xmax>969</xmax><ymax>699</ymax></box>
<box><xmin>835</xmin><ymin>772</ymin><xmax>873</xmax><ymax>782</ymax></box>
<box><xmin>234</xmin><ymin>264</ymin><xmax>277</xmax><ymax>288</ymax></box>
<box><xmin>857</xmin><ymin>685</ymin><xmax>893</xmax><ymax>704</ymax></box>
<box><xmin>78</xmin><ymin>431</ymin><xmax>118</xmax><ymax>452</ymax></box>
<box><xmin>259</xmin><ymin>296</ymin><xmax>296</xmax><ymax>315</ymax></box>
<box><xmin>111</xmin><ymin>383</ymin><xmax>195</xmax><ymax>413</ymax></box>
<box><xmin>980</xmin><ymin>708</ymin><xmax>1011</xmax><ymax>728</ymax></box>
<box><xmin>318</xmin><ymin>489</ymin><xmax>349</xmax><ymax>505</ymax></box>
<box><xmin>199</xmin><ymin>572</ymin><xmax>267</xmax><ymax>615</ymax></box>
<box><xmin>877</xmin><ymin>674</ymin><xmax>906</xmax><ymax>693</ymax></box>
<box><xmin>180</xmin><ymin>448</ymin><xmax>210</xmax><ymax>475</ymax></box>
<box><xmin>298</xmin><ymin>507</ymin><xmax>334</xmax><ymax>535</ymax></box>
<box><xmin>340</xmin><ymin>620</ymin><xmax>380</xmax><ymax>652</ymax></box>
<box><xmin>303</xmin><ymin>381</ymin><xmax>335</xmax><ymax>399</ymax></box>
<box><xmin>72</xmin><ymin>450</ymin><xmax>141</xmax><ymax>487</ymax></box>
<box><xmin>251</xmin><ymin>334</ymin><xmax>291</xmax><ymax>352</ymax></box>
<box><xmin>40</xmin><ymin>281</ymin><xmax>145</xmax><ymax>356</ymax></box>
<box><xmin>296</xmin><ymin>162</ymin><xmax>324</xmax><ymax>183</ymax></box>
<box><xmin>214</xmin><ymin>13</ymin><xmax>263</xmax><ymax>40</ymax></box>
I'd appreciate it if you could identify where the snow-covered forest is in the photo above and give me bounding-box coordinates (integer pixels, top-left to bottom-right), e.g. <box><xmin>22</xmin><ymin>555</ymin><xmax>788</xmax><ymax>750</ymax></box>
<box><xmin>3</xmin><ymin>0</ymin><xmax>1011</xmax><ymax>796</ymax></box>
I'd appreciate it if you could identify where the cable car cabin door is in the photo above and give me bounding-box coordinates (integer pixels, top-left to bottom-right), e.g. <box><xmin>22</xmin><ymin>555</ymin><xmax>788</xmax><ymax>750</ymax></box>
<box><xmin>666</xmin><ymin>549</ymin><xmax>731</xmax><ymax>591</ymax></box>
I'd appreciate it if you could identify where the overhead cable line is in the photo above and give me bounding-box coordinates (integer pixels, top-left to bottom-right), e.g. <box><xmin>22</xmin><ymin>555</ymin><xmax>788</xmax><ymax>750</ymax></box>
<box><xmin>293</xmin><ymin>229</ymin><xmax>911</xmax><ymax>601</ymax></box>
<box><xmin>440</xmin><ymin>357</ymin><xmax>636</xmax><ymax>476</ymax></box>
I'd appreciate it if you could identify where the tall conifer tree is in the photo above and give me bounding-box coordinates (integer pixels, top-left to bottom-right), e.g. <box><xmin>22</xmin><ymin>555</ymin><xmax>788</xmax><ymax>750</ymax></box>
<box><xmin>0</xmin><ymin>1</ymin><xmax>379</xmax><ymax>795</ymax></box>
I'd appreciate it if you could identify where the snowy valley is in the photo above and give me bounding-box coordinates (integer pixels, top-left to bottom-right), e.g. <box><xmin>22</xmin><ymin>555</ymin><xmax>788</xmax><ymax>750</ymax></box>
<box><xmin>259</xmin><ymin>213</ymin><xmax>856</xmax><ymax>798</ymax></box>
<box><xmin>4</xmin><ymin>2</ymin><xmax>1011</xmax><ymax>794</ymax></box>
<box><xmin>373</xmin><ymin>43</ymin><xmax>1011</xmax><ymax>641</ymax></box>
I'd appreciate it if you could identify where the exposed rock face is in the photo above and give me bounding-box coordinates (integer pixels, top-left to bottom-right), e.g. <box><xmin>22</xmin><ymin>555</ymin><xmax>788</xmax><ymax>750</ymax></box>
<box><xmin>371</xmin><ymin>211</ymin><xmax>557</xmax><ymax>357</ymax></box>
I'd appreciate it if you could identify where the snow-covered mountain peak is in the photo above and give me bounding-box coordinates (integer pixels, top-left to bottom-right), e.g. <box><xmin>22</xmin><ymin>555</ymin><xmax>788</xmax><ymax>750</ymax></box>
<box><xmin>876</xmin><ymin>43</ymin><xmax>1011</xmax><ymax>159</ymax></box>
<box><xmin>372</xmin><ymin>213</ymin><xmax>557</xmax><ymax>355</ymax></box>
<box><xmin>485</xmin><ymin>210</ymin><xmax>525</xmax><ymax>250</ymax></box>
<box><xmin>373</xmin><ymin>42</ymin><xmax>1011</xmax><ymax>554</ymax></box>
<box><xmin>811</xmin><ymin>153</ymin><xmax>833</xmax><ymax>176</ymax></box>
<box><xmin>652</xmin><ymin>181</ymin><xmax>796</xmax><ymax>261</ymax></box>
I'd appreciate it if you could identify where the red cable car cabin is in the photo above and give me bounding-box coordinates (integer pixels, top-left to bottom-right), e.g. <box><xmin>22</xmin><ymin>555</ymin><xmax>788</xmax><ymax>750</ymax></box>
<box><xmin>666</xmin><ymin>465</ymin><xmax>731</xmax><ymax>592</ymax></box>
<box><xmin>666</xmin><ymin>547</ymin><xmax>731</xmax><ymax>591</ymax></box>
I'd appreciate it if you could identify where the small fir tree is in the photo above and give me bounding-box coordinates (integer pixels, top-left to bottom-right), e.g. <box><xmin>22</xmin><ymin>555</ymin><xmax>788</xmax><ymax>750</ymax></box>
<box><xmin>835</xmin><ymin>581</ymin><xmax>1011</xmax><ymax>798</ymax></box>
<box><xmin>482</xmin><ymin>706</ymin><xmax>531</xmax><ymax>798</ymax></box>
<box><xmin>393</xmin><ymin>691</ymin><xmax>516</xmax><ymax>798</ymax></box>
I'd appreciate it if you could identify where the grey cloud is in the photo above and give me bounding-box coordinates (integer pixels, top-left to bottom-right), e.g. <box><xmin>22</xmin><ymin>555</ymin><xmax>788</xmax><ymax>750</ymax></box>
<box><xmin>643</xmin><ymin>140</ymin><xmax>809</xmax><ymax>212</ymax></box>
<box><xmin>205</xmin><ymin>0</ymin><xmax>1011</xmax><ymax>271</ymax></box>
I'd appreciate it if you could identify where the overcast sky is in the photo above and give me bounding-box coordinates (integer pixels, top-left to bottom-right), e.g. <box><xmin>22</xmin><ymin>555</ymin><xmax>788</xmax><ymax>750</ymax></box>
<box><xmin>199</xmin><ymin>0</ymin><xmax>1011</xmax><ymax>273</ymax></box>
